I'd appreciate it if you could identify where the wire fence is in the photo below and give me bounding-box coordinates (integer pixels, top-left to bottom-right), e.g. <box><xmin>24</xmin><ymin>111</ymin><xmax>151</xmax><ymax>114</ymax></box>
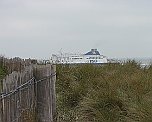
<box><xmin>0</xmin><ymin>64</ymin><xmax>56</xmax><ymax>122</ymax></box>
<box><xmin>0</xmin><ymin>73</ymin><xmax>56</xmax><ymax>100</ymax></box>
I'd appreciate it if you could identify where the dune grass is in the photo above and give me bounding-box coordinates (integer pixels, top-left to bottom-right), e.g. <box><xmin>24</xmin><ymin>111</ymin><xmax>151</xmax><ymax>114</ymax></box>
<box><xmin>56</xmin><ymin>61</ymin><xmax>152</xmax><ymax>122</ymax></box>
<box><xmin>0</xmin><ymin>65</ymin><xmax>7</xmax><ymax>90</ymax></box>
<box><xmin>0</xmin><ymin>66</ymin><xmax>6</xmax><ymax>79</ymax></box>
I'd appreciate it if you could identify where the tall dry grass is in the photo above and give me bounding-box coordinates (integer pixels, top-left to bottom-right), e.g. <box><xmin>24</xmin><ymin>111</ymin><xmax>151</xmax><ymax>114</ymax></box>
<box><xmin>56</xmin><ymin>61</ymin><xmax>152</xmax><ymax>122</ymax></box>
<box><xmin>0</xmin><ymin>65</ymin><xmax>7</xmax><ymax>90</ymax></box>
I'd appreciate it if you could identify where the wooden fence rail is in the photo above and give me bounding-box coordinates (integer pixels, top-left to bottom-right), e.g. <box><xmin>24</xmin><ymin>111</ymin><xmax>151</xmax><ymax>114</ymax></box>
<box><xmin>0</xmin><ymin>64</ymin><xmax>56</xmax><ymax>122</ymax></box>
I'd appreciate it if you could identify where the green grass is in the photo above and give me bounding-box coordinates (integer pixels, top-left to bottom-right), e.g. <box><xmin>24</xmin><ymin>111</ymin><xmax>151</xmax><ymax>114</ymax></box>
<box><xmin>56</xmin><ymin>62</ymin><xmax>152</xmax><ymax>122</ymax></box>
<box><xmin>0</xmin><ymin>67</ymin><xmax>6</xmax><ymax>79</ymax></box>
<box><xmin>0</xmin><ymin>65</ymin><xmax>7</xmax><ymax>91</ymax></box>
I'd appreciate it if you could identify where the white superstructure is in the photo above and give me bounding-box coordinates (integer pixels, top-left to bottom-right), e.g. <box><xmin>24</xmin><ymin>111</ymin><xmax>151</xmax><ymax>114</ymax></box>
<box><xmin>51</xmin><ymin>49</ymin><xmax>108</xmax><ymax>64</ymax></box>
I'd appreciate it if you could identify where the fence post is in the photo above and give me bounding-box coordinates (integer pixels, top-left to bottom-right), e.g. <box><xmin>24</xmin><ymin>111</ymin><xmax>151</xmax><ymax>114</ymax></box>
<box><xmin>51</xmin><ymin>65</ymin><xmax>56</xmax><ymax>121</ymax></box>
<box><xmin>0</xmin><ymin>81</ymin><xmax>3</xmax><ymax>122</ymax></box>
<box><xmin>34</xmin><ymin>64</ymin><xmax>56</xmax><ymax>122</ymax></box>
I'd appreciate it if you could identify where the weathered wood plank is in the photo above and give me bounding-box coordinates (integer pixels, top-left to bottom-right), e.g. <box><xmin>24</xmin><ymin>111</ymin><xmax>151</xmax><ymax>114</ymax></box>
<box><xmin>0</xmin><ymin>80</ymin><xmax>3</xmax><ymax>122</ymax></box>
<box><xmin>0</xmin><ymin>64</ymin><xmax>56</xmax><ymax>122</ymax></box>
<box><xmin>34</xmin><ymin>64</ymin><xmax>56</xmax><ymax>122</ymax></box>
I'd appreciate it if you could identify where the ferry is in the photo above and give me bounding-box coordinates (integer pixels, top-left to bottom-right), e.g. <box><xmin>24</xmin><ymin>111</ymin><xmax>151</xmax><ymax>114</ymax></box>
<box><xmin>51</xmin><ymin>49</ymin><xmax>108</xmax><ymax>64</ymax></box>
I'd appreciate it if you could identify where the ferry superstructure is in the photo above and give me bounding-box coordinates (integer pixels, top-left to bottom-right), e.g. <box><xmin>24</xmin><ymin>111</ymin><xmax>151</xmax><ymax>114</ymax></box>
<box><xmin>51</xmin><ymin>49</ymin><xmax>108</xmax><ymax>64</ymax></box>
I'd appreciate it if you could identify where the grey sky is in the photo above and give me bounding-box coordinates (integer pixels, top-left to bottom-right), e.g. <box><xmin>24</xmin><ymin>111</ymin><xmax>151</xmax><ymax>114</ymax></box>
<box><xmin>0</xmin><ymin>0</ymin><xmax>152</xmax><ymax>59</ymax></box>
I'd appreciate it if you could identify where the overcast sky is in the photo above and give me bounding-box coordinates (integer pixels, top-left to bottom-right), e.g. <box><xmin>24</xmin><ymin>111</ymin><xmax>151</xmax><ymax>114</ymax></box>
<box><xmin>0</xmin><ymin>0</ymin><xmax>152</xmax><ymax>59</ymax></box>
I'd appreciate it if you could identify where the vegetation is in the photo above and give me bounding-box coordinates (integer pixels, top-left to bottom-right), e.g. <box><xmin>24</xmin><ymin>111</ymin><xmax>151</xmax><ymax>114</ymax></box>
<box><xmin>0</xmin><ymin>65</ymin><xmax>7</xmax><ymax>90</ymax></box>
<box><xmin>56</xmin><ymin>61</ymin><xmax>152</xmax><ymax>122</ymax></box>
<box><xmin>0</xmin><ymin>66</ymin><xmax>6</xmax><ymax>79</ymax></box>
<box><xmin>20</xmin><ymin>110</ymin><xmax>37</xmax><ymax>122</ymax></box>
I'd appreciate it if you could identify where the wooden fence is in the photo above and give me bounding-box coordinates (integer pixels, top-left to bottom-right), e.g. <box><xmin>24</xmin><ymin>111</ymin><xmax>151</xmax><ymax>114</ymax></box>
<box><xmin>0</xmin><ymin>64</ymin><xmax>56</xmax><ymax>122</ymax></box>
<box><xmin>0</xmin><ymin>56</ymin><xmax>34</xmax><ymax>74</ymax></box>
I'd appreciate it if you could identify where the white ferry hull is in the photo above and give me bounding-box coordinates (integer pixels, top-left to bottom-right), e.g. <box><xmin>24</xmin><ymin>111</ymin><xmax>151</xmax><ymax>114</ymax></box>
<box><xmin>51</xmin><ymin>49</ymin><xmax>108</xmax><ymax>64</ymax></box>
